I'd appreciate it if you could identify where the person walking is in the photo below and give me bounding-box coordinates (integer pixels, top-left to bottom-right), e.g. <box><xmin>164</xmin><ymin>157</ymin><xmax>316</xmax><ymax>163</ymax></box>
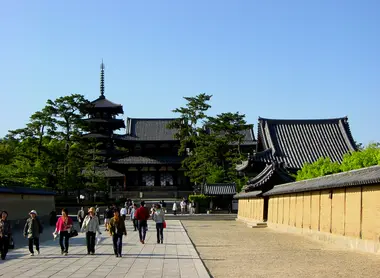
<box><xmin>23</xmin><ymin>210</ymin><xmax>43</xmax><ymax>256</ymax></box>
<box><xmin>130</xmin><ymin>204</ymin><xmax>138</xmax><ymax>231</ymax></box>
<box><xmin>77</xmin><ymin>207</ymin><xmax>85</xmax><ymax>229</ymax></box>
<box><xmin>104</xmin><ymin>206</ymin><xmax>112</xmax><ymax>231</ymax></box>
<box><xmin>95</xmin><ymin>205</ymin><xmax>100</xmax><ymax>224</ymax></box>
<box><xmin>120</xmin><ymin>206</ymin><xmax>127</xmax><ymax>222</ymax></box>
<box><xmin>109</xmin><ymin>209</ymin><xmax>127</xmax><ymax>257</ymax></box>
<box><xmin>54</xmin><ymin>208</ymin><xmax>73</xmax><ymax>256</ymax></box>
<box><xmin>134</xmin><ymin>201</ymin><xmax>150</xmax><ymax>244</ymax></box>
<box><xmin>172</xmin><ymin>202</ymin><xmax>177</xmax><ymax>215</ymax></box>
<box><xmin>81</xmin><ymin>207</ymin><xmax>101</xmax><ymax>255</ymax></box>
<box><xmin>0</xmin><ymin>211</ymin><xmax>12</xmax><ymax>260</ymax></box>
<box><xmin>160</xmin><ymin>200</ymin><xmax>167</xmax><ymax>213</ymax></box>
<box><xmin>152</xmin><ymin>204</ymin><xmax>165</xmax><ymax>244</ymax></box>
<box><xmin>180</xmin><ymin>199</ymin><xmax>186</xmax><ymax>215</ymax></box>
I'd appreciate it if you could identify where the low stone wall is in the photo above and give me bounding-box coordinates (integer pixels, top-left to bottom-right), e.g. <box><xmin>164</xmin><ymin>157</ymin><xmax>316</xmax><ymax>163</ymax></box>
<box><xmin>0</xmin><ymin>193</ymin><xmax>55</xmax><ymax>222</ymax></box>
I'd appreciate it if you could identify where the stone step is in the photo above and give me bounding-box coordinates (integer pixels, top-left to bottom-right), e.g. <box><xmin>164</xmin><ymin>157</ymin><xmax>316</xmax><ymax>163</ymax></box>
<box><xmin>246</xmin><ymin>222</ymin><xmax>267</xmax><ymax>228</ymax></box>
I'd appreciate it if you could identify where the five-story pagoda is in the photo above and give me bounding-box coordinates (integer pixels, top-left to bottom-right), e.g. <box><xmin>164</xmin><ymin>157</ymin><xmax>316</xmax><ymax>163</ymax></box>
<box><xmin>83</xmin><ymin>61</ymin><xmax>125</xmax><ymax>158</ymax></box>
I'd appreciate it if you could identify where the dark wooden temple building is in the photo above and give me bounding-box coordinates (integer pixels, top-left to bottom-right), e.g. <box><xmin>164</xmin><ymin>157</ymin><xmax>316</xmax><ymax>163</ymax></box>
<box><xmin>83</xmin><ymin>63</ymin><xmax>256</xmax><ymax>200</ymax></box>
<box><xmin>234</xmin><ymin>117</ymin><xmax>357</xmax><ymax>219</ymax></box>
<box><xmin>83</xmin><ymin>63</ymin><xmax>357</xmax><ymax>203</ymax></box>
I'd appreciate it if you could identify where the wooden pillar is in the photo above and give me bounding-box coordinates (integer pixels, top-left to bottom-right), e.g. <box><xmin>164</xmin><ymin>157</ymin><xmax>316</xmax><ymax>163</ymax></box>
<box><xmin>137</xmin><ymin>166</ymin><xmax>143</xmax><ymax>186</ymax></box>
<box><xmin>173</xmin><ymin>166</ymin><xmax>179</xmax><ymax>187</ymax></box>
<box><xmin>155</xmin><ymin>166</ymin><xmax>160</xmax><ymax>186</ymax></box>
<box><xmin>124</xmin><ymin>167</ymin><xmax>129</xmax><ymax>190</ymax></box>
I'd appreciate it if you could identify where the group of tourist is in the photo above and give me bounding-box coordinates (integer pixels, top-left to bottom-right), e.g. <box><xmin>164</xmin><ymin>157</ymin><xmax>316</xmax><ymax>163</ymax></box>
<box><xmin>0</xmin><ymin>200</ymin><xmax>166</xmax><ymax>260</ymax></box>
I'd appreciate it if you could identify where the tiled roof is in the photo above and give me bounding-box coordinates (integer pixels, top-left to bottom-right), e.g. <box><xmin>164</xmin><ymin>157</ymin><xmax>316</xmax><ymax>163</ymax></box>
<box><xmin>82</xmin><ymin>167</ymin><xmax>124</xmax><ymax>178</ymax></box>
<box><xmin>240</xmin><ymin>128</ymin><xmax>256</xmax><ymax>145</ymax></box>
<box><xmin>233</xmin><ymin>190</ymin><xmax>262</xmax><ymax>199</ymax></box>
<box><xmin>263</xmin><ymin>165</ymin><xmax>380</xmax><ymax>196</ymax></box>
<box><xmin>119</xmin><ymin>118</ymin><xmax>179</xmax><ymax>141</ymax></box>
<box><xmin>82</xmin><ymin>133</ymin><xmax>110</xmax><ymax>139</ymax></box>
<box><xmin>243</xmin><ymin>163</ymin><xmax>294</xmax><ymax>191</ymax></box>
<box><xmin>230</xmin><ymin>128</ymin><xmax>256</xmax><ymax>146</ymax></box>
<box><xmin>88</xmin><ymin>96</ymin><xmax>124</xmax><ymax>114</ymax></box>
<box><xmin>112</xmin><ymin>156</ymin><xmax>183</xmax><ymax>165</ymax></box>
<box><xmin>204</xmin><ymin>183</ymin><xmax>236</xmax><ymax>195</ymax></box>
<box><xmin>0</xmin><ymin>186</ymin><xmax>55</xmax><ymax>195</ymax></box>
<box><xmin>206</xmin><ymin>126</ymin><xmax>256</xmax><ymax>146</ymax></box>
<box><xmin>91</xmin><ymin>96</ymin><xmax>123</xmax><ymax>108</ymax></box>
<box><xmin>255</xmin><ymin>117</ymin><xmax>357</xmax><ymax>169</ymax></box>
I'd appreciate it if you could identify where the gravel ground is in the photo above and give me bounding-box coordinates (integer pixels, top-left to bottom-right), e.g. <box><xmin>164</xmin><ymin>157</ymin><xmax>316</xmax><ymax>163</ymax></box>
<box><xmin>182</xmin><ymin>220</ymin><xmax>380</xmax><ymax>278</ymax></box>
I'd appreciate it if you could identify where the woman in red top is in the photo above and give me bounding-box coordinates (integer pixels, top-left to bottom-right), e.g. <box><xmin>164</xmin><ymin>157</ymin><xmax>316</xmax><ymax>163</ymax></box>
<box><xmin>55</xmin><ymin>208</ymin><xmax>73</xmax><ymax>255</ymax></box>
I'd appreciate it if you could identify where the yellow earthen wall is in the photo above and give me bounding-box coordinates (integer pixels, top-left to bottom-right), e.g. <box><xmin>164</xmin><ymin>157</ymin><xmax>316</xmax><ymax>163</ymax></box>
<box><xmin>362</xmin><ymin>185</ymin><xmax>380</xmax><ymax>241</ymax></box>
<box><xmin>278</xmin><ymin>196</ymin><xmax>284</xmax><ymax>224</ymax></box>
<box><xmin>283</xmin><ymin>194</ymin><xmax>290</xmax><ymax>225</ymax></box>
<box><xmin>273</xmin><ymin>196</ymin><xmax>278</xmax><ymax>224</ymax></box>
<box><xmin>319</xmin><ymin>190</ymin><xmax>332</xmax><ymax>233</ymax></box>
<box><xmin>303</xmin><ymin>192</ymin><xmax>311</xmax><ymax>229</ymax></box>
<box><xmin>310</xmin><ymin>191</ymin><xmax>320</xmax><ymax>230</ymax></box>
<box><xmin>261</xmin><ymin>183</ymin><xmax>380</xmax><ymax>243</ymax></box>
<box><xmin>289</xmin><ymin>194</ymin><xmax>296</xmax><ymax>227</ymax></box>
<box><xmin>268</xmin><ymin>198</ymin><xmax>273</xmax><ymax>222</ymax></box>
<box><xmin>295</xmin><ymin>193</ymin><xmax>303</xmax><ymax>228</ymax></box>
<box><xmin>344</xmin><ymin>187</ymin><xmax>361</xmax><ymax>238</ymax></box>
<box><xmin>331</xmin><ymin>188</ymin><xmax>345</xmax><ymax>236</ymax></box>
<box><xmin>238</xmin><ymin>198</ymin><xmax>264</xmax><ymax>221</ymax></box>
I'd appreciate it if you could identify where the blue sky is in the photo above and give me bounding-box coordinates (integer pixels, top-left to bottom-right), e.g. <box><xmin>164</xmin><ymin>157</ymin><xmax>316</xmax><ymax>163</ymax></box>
<box><xmin>0</xmin><ymin>0</ymin><xmax>379</xmax><ymax>145</ymax></box>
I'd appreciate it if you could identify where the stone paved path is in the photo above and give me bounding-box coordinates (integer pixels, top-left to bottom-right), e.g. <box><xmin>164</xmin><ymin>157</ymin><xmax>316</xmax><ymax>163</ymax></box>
<box><xmin>0</xmin><ymin>220</ymin><xmax>209</xmax><ymax>278</ymax></box>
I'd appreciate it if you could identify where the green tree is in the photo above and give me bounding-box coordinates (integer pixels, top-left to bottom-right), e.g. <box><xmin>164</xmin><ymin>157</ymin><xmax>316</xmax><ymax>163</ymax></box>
<box><xmin>296</xmin><ymin>143</ymin><xmax>380</xmax><ymax>181</ymax></box>
<box><xmin>340</xmin><ymin>143</ymin><xmax>380</xmax><ymax>171</ymax></box>
<box><xmin>45</xmin><ymin>94</ymin><xmax>89</xmax><ymax>191</ymax></box>
<box><xmin>0</xmin><ymin>94</ymin><xmax>93</xmax><ymax>191</ymax></box>
<box><xmin>168</xmin><ymin>94</ymin><xmax>249</xmax><ymax>191</ymax></box>
<box><xmin>296</xmin><ymin>157</ymin><xmax>341</xmax><ymax>181</ymax></box>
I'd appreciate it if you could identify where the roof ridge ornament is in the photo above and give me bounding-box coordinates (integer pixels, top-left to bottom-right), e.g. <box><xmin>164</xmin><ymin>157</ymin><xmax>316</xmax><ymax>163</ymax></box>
<box><xmin>100</xmin><ymin>59</ymin><xmax>105</xmax><ymax>98</ymax></box>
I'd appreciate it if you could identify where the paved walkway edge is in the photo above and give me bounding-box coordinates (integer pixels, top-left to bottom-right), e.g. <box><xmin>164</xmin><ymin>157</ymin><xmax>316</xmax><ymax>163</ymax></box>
<box><xmin>180</xmin><ymin>221</ymin><xmax>212</xmax><ymax>278</ymax></box>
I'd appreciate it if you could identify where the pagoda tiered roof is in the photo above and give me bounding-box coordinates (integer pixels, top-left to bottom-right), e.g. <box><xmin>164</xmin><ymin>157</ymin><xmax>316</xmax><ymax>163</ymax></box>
<box><xmin>84</xmin><ymin>117</ymin><xmax>125</xmax><ymax>129</ymax></box>
<box><xmin>87</xmin><ymin>95</ymin><xmax>124</xmax><ymax>113</ymax></box>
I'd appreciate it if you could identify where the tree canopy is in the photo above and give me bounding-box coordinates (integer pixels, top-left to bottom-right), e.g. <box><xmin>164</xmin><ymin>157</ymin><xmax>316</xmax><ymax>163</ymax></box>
<box><xmin>168</xmin><ymin>93</ymin><xmax>250</xmax><ymax>192</ymax></box>
<box><xmin>0</xmin><ymin>94</ymin><xmax>106</xmax><ymax>193</ymax></box>
<box><xmin>296</xmin><ymin>143</ymin><xmax>380</xmax><ymax>181</ymax></box>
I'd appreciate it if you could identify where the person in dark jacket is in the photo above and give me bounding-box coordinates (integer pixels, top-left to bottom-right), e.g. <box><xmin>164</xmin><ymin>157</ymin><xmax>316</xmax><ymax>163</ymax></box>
<box><xmin>109</xmin><ymin>209</ymin><xmax>127</xmax><ymax>257</ymax></box>
<box><xmin>134</xmin><ymin>201</ymin><xmax>150</xmax><ymax>244</ymax></box>
<box><xmin>0</xmin><ymin>211</ymin><xmax>12</xmax><ymax>260</ymax></box>
<box><xmin>23</xmin><ymin>210</ymin><xmax>43</xmax><ymax>256</ymax></box>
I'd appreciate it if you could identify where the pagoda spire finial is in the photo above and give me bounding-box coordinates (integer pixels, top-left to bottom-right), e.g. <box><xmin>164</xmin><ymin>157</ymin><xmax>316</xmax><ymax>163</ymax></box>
<box><xmin>100</xmin><ymin>59</ymin><xmax>105</xmax><ymax>97</ymax></box>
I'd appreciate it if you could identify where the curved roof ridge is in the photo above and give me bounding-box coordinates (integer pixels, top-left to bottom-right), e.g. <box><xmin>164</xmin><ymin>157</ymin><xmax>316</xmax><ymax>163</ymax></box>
<box><xmin>258</xmin><ymin>116</ymin><xmax>349</xmax><ymax>122</ymax></box>
<box><xmin>125</xmin><ymin>117</ymin><xmax>179</xmax><ymax>121</ymax></box>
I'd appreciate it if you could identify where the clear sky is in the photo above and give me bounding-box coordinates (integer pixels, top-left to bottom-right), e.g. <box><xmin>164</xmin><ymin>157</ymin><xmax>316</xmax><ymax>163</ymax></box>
<box><xmin>0</xmin><ymin>0</ymin><xmax>379</xmax><ymax>145</ymax></box>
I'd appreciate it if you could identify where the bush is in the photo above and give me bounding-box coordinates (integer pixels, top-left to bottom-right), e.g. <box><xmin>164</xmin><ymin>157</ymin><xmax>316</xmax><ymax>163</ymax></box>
<box><xmin>188</xmin><ymin>194</ymin><xmax>211</xmax><ymax>203</ymax></box>
<box><xmin>296</xmin><ymin>143</ymin><xmax>380</xmax><ymax>181</ymax></box>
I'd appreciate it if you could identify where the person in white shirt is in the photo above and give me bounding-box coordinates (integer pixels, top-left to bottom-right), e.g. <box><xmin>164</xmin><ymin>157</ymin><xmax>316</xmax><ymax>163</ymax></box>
<box><xmin>172</xmin><ymin>202</ymin><xmax>177</xmax><ymax>215</ymax></box>
<box><xmin>81</xmin><ymin>207</ymin><xmax>101</xmax><ymax>255</ymax></box>
<box><xmin>120</xmin><ymin>207</ymin><xmax>127</xmax><ymax>221</ymax></box>
<box><xmin>180</xmin><ymin>200</ymin><xmax>186</xmax><ymax>215</ymax></box>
